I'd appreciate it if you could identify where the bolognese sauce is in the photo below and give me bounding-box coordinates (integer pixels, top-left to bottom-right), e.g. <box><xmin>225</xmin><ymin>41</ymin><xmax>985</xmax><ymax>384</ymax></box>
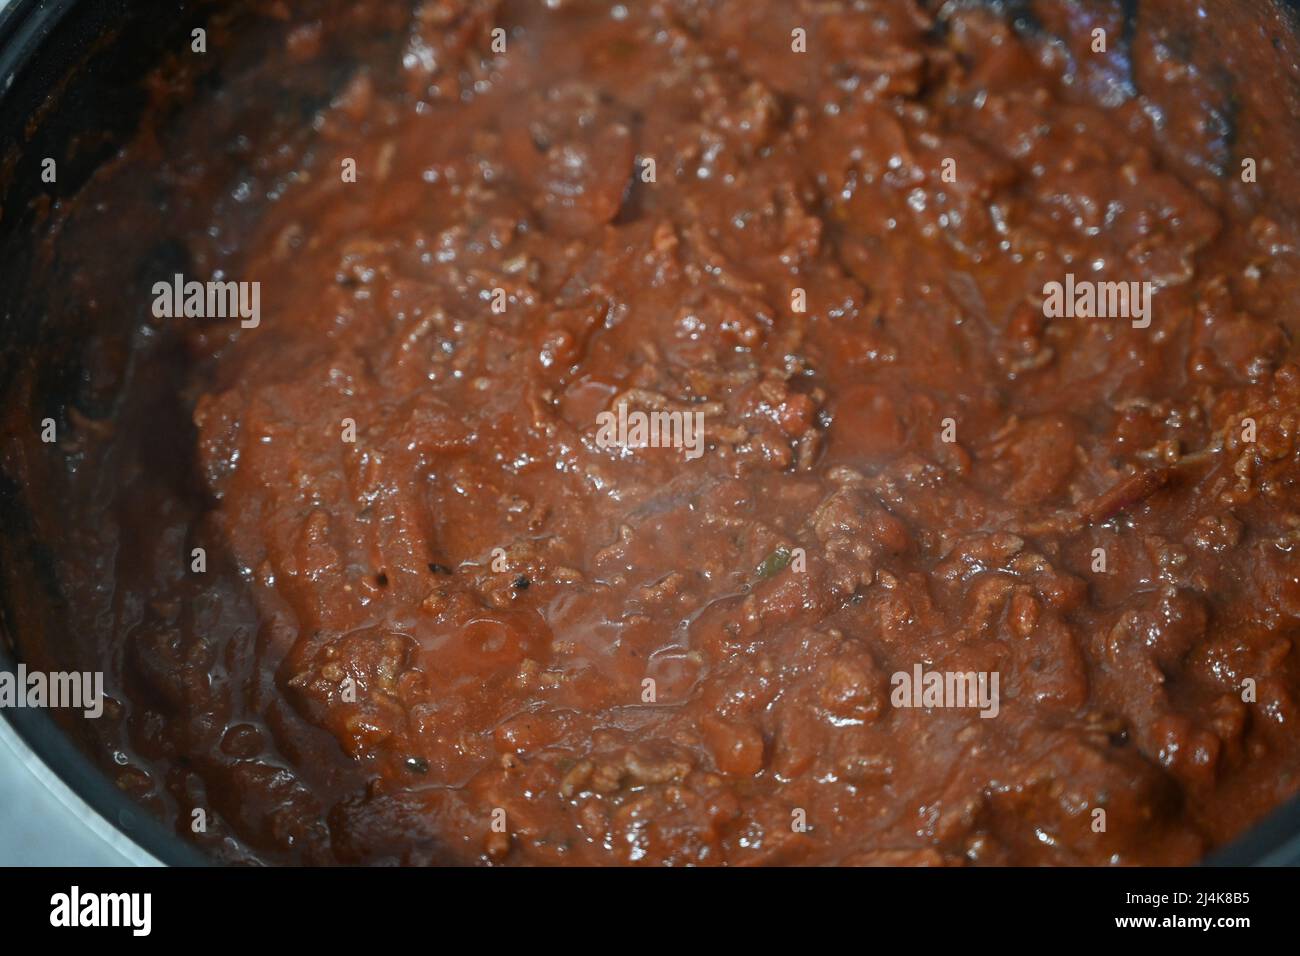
<box><xmin>5</xmin><ymin>0</ymin><xmax>1300</xmax><ymax>865</ymax></box>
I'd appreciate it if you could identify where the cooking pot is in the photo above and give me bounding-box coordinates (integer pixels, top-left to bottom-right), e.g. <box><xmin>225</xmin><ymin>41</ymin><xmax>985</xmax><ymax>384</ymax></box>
<box><xmin>1</xmin><ymin>0</ymin><xmax>1298</xmax><ymax>866</ymax></box>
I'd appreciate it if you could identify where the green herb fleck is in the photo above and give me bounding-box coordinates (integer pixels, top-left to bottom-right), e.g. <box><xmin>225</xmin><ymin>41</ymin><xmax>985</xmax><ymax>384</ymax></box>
<box><xmin>757</xmin><ymin>547</ymin><xmax>793</xmax><ymax>579</ymax></box>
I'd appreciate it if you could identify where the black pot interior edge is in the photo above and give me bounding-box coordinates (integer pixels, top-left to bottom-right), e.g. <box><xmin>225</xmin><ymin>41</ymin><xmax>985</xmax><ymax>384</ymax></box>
<box><xmin>0</xmin><ymin>0</ymin><xmax>212</xmax><ymax>869</ymax></box>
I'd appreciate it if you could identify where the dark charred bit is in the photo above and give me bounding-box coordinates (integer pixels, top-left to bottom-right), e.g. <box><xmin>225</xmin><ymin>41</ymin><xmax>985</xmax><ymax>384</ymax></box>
<box><xmin>428</xmin><ymin>562</ymin><xmax>453</xmax><ymax>575</ymax></box>
<box><xmin>404</xmin><ymin>756</ymin><xmax>429</xmax><ymax>774</ymax></box>
<box><xmin>513</xmin><ymin>575</ymin><xmax>530</xmax><ymax>590</ymax></box>
<box><xmin>1004</xmin><ymin>0</ymin><xmax>1044</xmax><ymax>37</ymax></box>
<box><xmin>1121</xmin><ymin>0</ymin><xmax>1140</xmax><ymax>59</ymax></box>
<box><xmin>1119</xmin><ymin>0</ymin><xmax>1141</xmax><ymax>100</ymax></box>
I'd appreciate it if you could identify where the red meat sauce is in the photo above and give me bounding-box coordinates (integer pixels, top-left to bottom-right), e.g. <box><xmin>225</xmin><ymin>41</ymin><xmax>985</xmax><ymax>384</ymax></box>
<box><xmin>5</xmin><ymin>0</ymin><xmax>1300</xmax><ymax>865</ymax></box>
